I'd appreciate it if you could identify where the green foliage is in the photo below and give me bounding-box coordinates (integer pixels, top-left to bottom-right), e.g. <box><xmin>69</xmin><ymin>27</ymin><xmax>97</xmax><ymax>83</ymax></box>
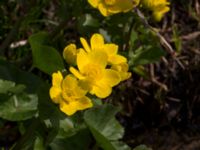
<box><xmin>129</xmin><ymin>46</ymin><xmax>165</xmax><ymax>66</ymax></box>
<box><xmin>0</xmin><ymin>0</ymin><xmax>172</xmax><ymax>149</ymax></box>
<box><xmin>0</xmin><ymin>89</ymin><xmax>38</xmax><ymax>121</ymax></box>
<box><xmin>0</xmin><ymin>79</ymin><xmax>23</xmax><ymax>94</ymax></box>
<box><xmin>50</xmin><ymin>129</ymin><xmax>92</xmax><ymax>150</ymax></box>
<box><xmin>84</xmin><ymin>104</ymin><xmax>130</xmax><ymax>150</ymax></box>
<box><xmin>0</xmin><ymin>61</ymin><xmax>40</xmax><ymax>121</ymax></box>
<box><xmin>29</xmin><ymin>32</ymin><xmax>65</xmax><ymax>75</ymax></box>
<box><xmin>129</xmin><ymin>27</ymin><xmax>166</xmax><ymax>67</ymax></box>
<box><xmin>0</xmin><ymin>60</ymin><xmax>43</xmax><ymax>93</ymax></box>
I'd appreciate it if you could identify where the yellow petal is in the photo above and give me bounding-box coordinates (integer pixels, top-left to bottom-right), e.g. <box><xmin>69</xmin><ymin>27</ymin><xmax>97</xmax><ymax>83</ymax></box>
<box><xmin>62</xmin><ymin>75</ymin><xmax>88</xmax><ymax>98</ymax></box>
<box><xmin>90</xmin><ymin>33</ymin><xmax>104</xmax><ymax>50</ymax></box>
<box><xmin>88</xmin><ymin>51</ymin><xmax>108</xmax><ymax>68</ymax></box>
<box><xmin>52</xmin><ymin>71</ymin><xmax>63</xmax><ymax>87</ymax></box>
<box><xmin>59</xmin><ymin>101</ymin><xmax>77</xmax><ymax>116</ymax></box>
<box><xmin>108</xmin><ymin>0</ymin><xmax>134</xmax><ymax>13</ymax></box>
<box><xmin>76</xmin><ymin>49</ymin><xmax>90</xmax><ymax>71</ymax></box>
<box><xmin>104</xmin><ymin>0</ymin><xmax>116</xmax><ymax>5</ymax></box>
<box><xmin>90</xmin><ymin>83</ymin><xmax>112</xmax><ymax>98</ymax></box>
<box><xmin>75</xmin><ymin>96</ymin><xmax>93</xmax><ymax>110</ymax></box>
<box><xmin>62</xmin><ymin>74</ymin><xmax>77</xmax><ymax>90</ymax></box>
<box><xmin>109</xmin><ymin>54</ymin><xmax>127</xmax><ymax>64</ymax></box>
<box><xmin>63</xmin><ymin>44</ymin><xmax>77</xmax><ymax>65</ymax></box>
<box><xmin>111</xmin><ymin>63</ymin><xmax>131</xmax><ymax>81</ymax></box>
<box><xmin>80</xmin><ymin>37</ymin><xmax>91</xmax><ymax>52</ymax></box>
<box><xmin>49</xmin><ymin>87</ymin><xmax>62</xmax><ymax>104</ymax></box>
<box><xmin>101</xmin><ymin>69</ymin><xmax>120</xmax><ymax>87</ymax></box>
<box><xmin>88</xmin><ymin>0</ymin><xmax>100</xmax><ymax>8</ymax></box>
<box><xmin>153</xmin><ymin>6</ymin><xmax>170</xmax><ymax>21</ymax></box>
<box><xmin>98</xmin><ymin>3</ymin><xmax>110</xmax><ymax>16</ymax></box>
<box><xmin>59</xmin><ymin>96</ymin><xmax>93</xmax><ymax>116</ymax></box>
<box><xmin>120</xmin><ymin>72</ymin><xmax>132</xmax><ymax>81</ymax></box>
<box><xmin>69</xmin><ymin>67</ymin><xmax>85</xmax><ymax>80</ymax></box>
<box><xmin>103</xmin><ymin>44</ymin><xmax>118</xmax><ymax>55</ymax></box>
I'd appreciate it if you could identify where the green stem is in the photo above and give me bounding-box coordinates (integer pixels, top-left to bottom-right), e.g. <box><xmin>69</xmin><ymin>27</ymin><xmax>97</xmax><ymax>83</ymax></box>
<box><xmin>124</xmin><ymin>15</ymin><xmax>135</xmax><ymax>51</ymax></box>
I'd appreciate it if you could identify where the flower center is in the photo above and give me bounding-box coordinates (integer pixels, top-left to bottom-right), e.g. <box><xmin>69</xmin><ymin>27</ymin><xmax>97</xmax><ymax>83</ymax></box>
<box><xmin>104</xmin><ymin>0</ymin><xmax>116</xmax><ymax>5</ymax></box>
<box><xmin>62</xmin><ymin>89</ymin><xmax>76</xmax><ymax>102</ymax></box>
<box><xmin>83</xmin><ymin>64</ymin><xmax>103</xmax><ymax>83</ymax></box>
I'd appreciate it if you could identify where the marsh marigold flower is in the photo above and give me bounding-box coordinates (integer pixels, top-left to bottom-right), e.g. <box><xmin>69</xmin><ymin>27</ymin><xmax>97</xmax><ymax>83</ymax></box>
<box><xmin>49</xmin><ymin>71</ymin><xmax>93</xmax><ymax>116</ymax></box>
<box><xmin>88</xmin><ymin>0</ymin><xmax>139</xmax><ymax>16</ymax></box>
<box><xmin>70</xmin><ymin>49</ymin><xmax>120</xmax><ymax>98</ymax></box>
<box><xmin>80</xmin><ymin>33</ymin><xmax>127</xmax><ymax>65</ymax></box>
<box><xmin>140</xmin><ymin>0</ymin><xmax>170</xmax><ymax>21</ymax></box>
<box><xmin>69</xmin><ymin>33</ymin><xmax>131</xmax><ymax>98</ymax></box>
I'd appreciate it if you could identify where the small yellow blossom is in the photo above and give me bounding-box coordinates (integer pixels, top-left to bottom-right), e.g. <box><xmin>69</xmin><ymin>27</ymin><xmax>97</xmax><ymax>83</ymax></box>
<box><xmin>80</xmin><ymin>33</ymin><xmax>127</xmax><ymax>65</ymax></box>
<box><xmin>111</xmin><ymin>62</ymin><xmax>132</xmax><ymax>81</ymax></box>
<box><xmin>70</xmin><ymin>49</ymin><xmax>120</xmax><ymax>98</ymax></box>
<box><xmin>63</xmin><ymin>44</ymin><xmax>79</xmax><ymax>65</ymax></box>
<box><xmin>88</xmin><ymin>0</ymin><xmax>139</xmax><ymax>16</ymax></box>
<box><xmin>140</xmin><ymin>0</ymin><xmax>170</xmax><ymax>21</ymax></box>
<box><xmin>49</xmin><ymin>71</ymin><xmax>93</xmax><ymax>116</ymax></box>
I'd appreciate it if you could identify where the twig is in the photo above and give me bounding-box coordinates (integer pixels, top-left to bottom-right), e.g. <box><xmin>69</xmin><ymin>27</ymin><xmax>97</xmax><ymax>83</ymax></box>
<box><xmin>150</xmin><ymin>64</ymin><xmax>168</xmax><ymax>91</ymax></box>
<box><xmin>136</xmin><ymin>8</ymin><xmax>185</xmax><ymax>70</ymax></box>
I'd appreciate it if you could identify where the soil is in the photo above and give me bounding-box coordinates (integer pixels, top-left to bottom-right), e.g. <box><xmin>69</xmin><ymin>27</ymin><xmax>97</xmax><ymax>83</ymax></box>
<box><xmin>114</xmin><ymin>0</ymin><xmax>200</xmax><ymax>149</ymax></box>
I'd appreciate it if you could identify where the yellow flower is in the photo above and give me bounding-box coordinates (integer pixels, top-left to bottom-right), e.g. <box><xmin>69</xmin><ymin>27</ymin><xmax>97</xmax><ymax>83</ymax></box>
<box><xmin>88</xmin><ymin>0</ymin><xmax>139</xmax><ymax>16</ymax></box>
<box><xmin>140</xmin><ymin>0</ymin><xmax>170</xmax><ymax>21</ymax></box>
<box><xmin>63</xmin><ymin>44</ymin><xmax>79</xmax><ymax>65</ymax></box>
<box><xmin>49</xmin><ymin>71</ymin><xmax>93</xmax><ymax>116</ymax></box>
<box><xmin>80</xmin><ymin>33</ymin><xmax>127</xmax><ymax>65</ymax></box>
<box><xmin>152</xmin><ymin>5</ymin><xmax>170</xmax><ymax>21</ymax></box>
<box><xmin>111</xmin><ymin>62</ymin><xmax>132</xmax><ymax>81</ymax></box>
<box><xmin>70</xmin><ymin>49</ymin><xmax>120</xmax><ymax>98</ymax></box>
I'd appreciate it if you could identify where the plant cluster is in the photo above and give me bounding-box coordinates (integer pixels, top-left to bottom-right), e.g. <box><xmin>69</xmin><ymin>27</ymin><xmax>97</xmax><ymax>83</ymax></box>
<box><xmin>0</xmin><ymin>0</ymin><xmax>171</xmax><ymax>149</ymax></box>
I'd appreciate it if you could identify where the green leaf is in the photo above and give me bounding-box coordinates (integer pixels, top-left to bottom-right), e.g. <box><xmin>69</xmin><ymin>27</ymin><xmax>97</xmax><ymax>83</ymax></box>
<box><xmin>29</xmin><ymin>32</ymin><xmax>65</xmax><ymax>75</ymax></box>
<box><xmin>81</xmin><ymin>14</ymin><xmax>100</xmax><ymax>27</ymax></box>
<box><xmin>130</xmin><ymin>46</ymin><xmax>165</xmax><ymax>66</ymax></box>
<box><xmin>172</xmin><ymin>25</ymin><xmax>182</xmax><ymax>53</ymax></box>
<box><xmin>132</xmin><ymin>66</ymin><xmax>149</xmax><ymax>79</ymax></box>
<box><xmin>129</xmin><ymin>30</ymin><xmax>138</xmax><ymax>50</ymax></box>
<box><xmin>56</xmin><ymin>117</ymin><xmax>76</xmax><ymax>139</ymax></box>
<box><xmin>34</xmin><ymin>136</ymin><xmax>45</xmax><ymax>150</ymax></box>
<box><xmin>84</xmin><ymin>104</ymin><xmax>130</xmax><ymax>150</ymax></box>
<box><xmin>0</xmin><ymin>79</ymin><xmax>26</xmax><ymax>94</ymax></box>
<box><xmin>0</xmin><ymin>59</ymin><xmax>43</xmax><ymax>93</ymax></box>
<box><xmin>0</xmin><ymin>93</ymin><xmax>38</xmax><ymax>121</ymax></box>
<box><xmin>0</xmin><ymin>79</ymin><xmax>15</xmax><ymax>94</ymax></box>
<box><xmin>50</xmin><ymin>129</ymin><xmax>92</xmax><ymax>150</ymax></box>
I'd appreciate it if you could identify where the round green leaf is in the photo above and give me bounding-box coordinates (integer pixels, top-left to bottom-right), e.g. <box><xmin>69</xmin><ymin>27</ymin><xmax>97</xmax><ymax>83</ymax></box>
<box><xmin>29</xmin><ymin>32</ymin><xmax>65</xmax><ymax>75</ymax></box>
<box><xmin>0</xmin><ymin>93</ymin><xmax>38</xmax><ymax>121</ymax></box>
<box><xmin>84</xmin><ymin>104</ymin><xmax>130</xmax><ymax>150</ymax></box>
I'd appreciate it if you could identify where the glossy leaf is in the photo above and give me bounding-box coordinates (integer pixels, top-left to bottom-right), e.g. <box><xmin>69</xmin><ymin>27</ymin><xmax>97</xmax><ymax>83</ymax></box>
<box><xmin>130</xmin><ymin>46</ymin><xmax>165</xmax><ymax>66</ymax></box>
<box><xmin>50</xmin><ymin>129</ymin><xmax>92</xmax><ymax>150</ymax></box>
<box><xmin>29</xmin><ymin>32</ymin><xmax>65</xmax><ymax>75</ymax></box>
<box><xmin>84</xmin><ymin>104</ymin><xmax>130</xmax><ymax>150</ymax></box>
<box><xmin>0</xmin><ymin>79</ymin><xmax>15</xmax><ymax>94</ymax></box>
<box><xmin>0</xmin><ymin>59</ymin><xmax>43</xmax><ymax>93</ymax></box>
<box><xmin>0</xmin><ymin>93</ymin><xmax>38</xmax><ymax>121</ymax></box>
